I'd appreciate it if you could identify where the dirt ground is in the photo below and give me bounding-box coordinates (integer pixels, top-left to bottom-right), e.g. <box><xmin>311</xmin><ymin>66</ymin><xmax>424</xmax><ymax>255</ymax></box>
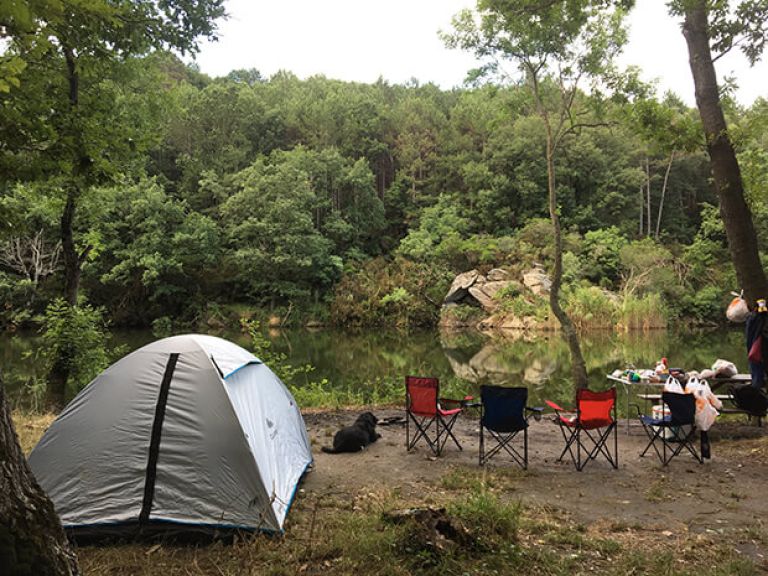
<box><xmin>303</xmin><ymin>408</ymin><xmax>768</xmax><ymax>557</ymax></box>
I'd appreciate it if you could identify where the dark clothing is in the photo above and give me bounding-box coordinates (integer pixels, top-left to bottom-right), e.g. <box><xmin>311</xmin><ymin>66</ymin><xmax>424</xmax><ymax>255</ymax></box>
<box><xmin>746</xmin><ymin>311</ymin><xmax>768</xmax><ymax>388</ymax></box>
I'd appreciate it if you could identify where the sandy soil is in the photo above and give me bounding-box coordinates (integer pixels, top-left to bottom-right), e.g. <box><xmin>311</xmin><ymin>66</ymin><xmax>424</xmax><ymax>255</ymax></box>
<box><xmin>302</xmin><ymin>408</ymin><xmax>768</xmax><ymax>549</ymax></box>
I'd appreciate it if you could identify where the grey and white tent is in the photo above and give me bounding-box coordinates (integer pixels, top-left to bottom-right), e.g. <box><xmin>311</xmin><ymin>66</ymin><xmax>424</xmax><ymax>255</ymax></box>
<box><xmin>29</xmin><ymin>334</ymin><xmax>312</xmax><ymax>534</ymax></box>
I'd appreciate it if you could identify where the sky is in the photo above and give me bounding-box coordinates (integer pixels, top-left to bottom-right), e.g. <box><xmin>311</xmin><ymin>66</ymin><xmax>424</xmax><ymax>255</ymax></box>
<box><xmin>192</xmin><ymin>0</ymin><xmax>768</xmax><ymax>105</ymax></box>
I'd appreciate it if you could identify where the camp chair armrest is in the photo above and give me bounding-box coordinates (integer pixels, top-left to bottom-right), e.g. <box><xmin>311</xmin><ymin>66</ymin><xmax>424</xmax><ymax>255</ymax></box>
<box><xmin>545</xmin><ymin>399</ymin><xmax>568</xmax><ymax>413</ymax></box>
<box><xmin>439</xmin><ymin>397</ymin><xmax>465</xmax><ymax>408</ymax></box>
<box><xmin>629</xmin><ymin>403</ymin><xmax>644</xmax><ymax>417</ymax></box>
<box><xmin>526</xmin><ymin>406</ymin><xmax>544</xmax><ymax>421</ymax></box>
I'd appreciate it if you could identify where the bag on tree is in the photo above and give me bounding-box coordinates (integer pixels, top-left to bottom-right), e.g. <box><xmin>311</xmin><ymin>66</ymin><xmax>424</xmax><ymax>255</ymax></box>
<box><xmin>726</xmin><ymin>292</ymin><xmax>750</xmax><ymax>323</ymax></box>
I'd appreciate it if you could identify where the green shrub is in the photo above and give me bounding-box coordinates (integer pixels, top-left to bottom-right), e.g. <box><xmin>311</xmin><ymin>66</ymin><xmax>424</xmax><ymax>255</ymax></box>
<box><xmin>330</xmin><ymin>257</ymin><xmax>453</xmax><ymax>328</ymax></box>
<box><xmin>564</xmin><ymin>285</ymin><xmax>618</xmax><ymax>329</ymax></box>
<box><xmin>618</xmin><ymin>293</ymin><xmax>668</xmax><ymax>330</ymax></box>
<box><xmin>449</xmin><ymin>487</ymin><xmax>520</xmax><ymax>548</ymax></box>
<box><xmin>40</xmin><ymin>299</ymin><xmax>110</xmax><ymax>400</ymax></box>
<box><xmin>580</xmin><ymin>227</ymin><xmax>627</xmax><ymax>288</ymax></box>
<box><xmin>679</xmin><ymin>285</ymin><xmax>725</xmax><ymax>323</ymax></box>
<box><xmin>241</xmin><ymin>318</ymin><xmax>315</xmax><ymax>386</ymax></box>
<box><xmin>495</xmin><ymin>293</ymin><xmax>547</xmax><ymax>320</ymax></box>
<box><xmin>151</xmin><ymin>316</ymin><xmax>173</xmax><ymax>337</ymax></box>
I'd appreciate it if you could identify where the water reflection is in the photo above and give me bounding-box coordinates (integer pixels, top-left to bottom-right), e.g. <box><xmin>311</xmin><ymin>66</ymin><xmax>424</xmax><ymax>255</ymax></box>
<box><xmin>1</xmin><ymin>326</ymin><xmax>748</xmax><ymax>411</ymax></box>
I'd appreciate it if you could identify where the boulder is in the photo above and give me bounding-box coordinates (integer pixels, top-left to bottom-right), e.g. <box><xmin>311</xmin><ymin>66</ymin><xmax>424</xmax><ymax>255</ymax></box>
<box><xmin>486</xmin><ymin>268</ymin><xmax>510</xmax><ymax>282</ymax></box>
<box><xmin>468</xmin><ymin>280</ymin><xmax>519</xmax><ymax>313</ymax></box>
<box><xmin>443</xmin><ymin>270</ymin><xmax>481</xmax><ymax>305</ymax></box>
<box><xmin>523</xmin><ymin>267</ymin><xmax>551</xmax><ymax>296</ymax></box>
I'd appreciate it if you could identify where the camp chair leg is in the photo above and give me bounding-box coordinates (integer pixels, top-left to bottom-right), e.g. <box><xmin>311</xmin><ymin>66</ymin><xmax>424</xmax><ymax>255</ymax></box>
<box><xmin>407</xmin><ymin>412</ymin><xmax>462</xmax><ymax>456</ymax></box>
<box><xmin>639</xmin><ymin>420</ymin><xmax>702</xmax><ymax>466</ymax></box>
<box><xmin>407</xmin><ymin>413</ymin><xmax>440</xmax><ymax>455</ymax></box>
<box><xmin>580</xmin><ymin>424</ymin><xmax>618</xmax><ymax>469</ymax></box>
<box><xmin>436</xmin><ymin>413</ymin><xmax>462</xmax><ymax>454</ymax></box>
<box><xmin>556</xmin><ymin>422</ymin><xmax>616</xmax><ymax>471</ymax></box>
<box><xmin>482</xmin><ymin>430</ymin><xmax>526</xmax><ymax>468</ymax></box>
<box><xmin>480</xmin><ymin>429</ymin><xmax>527</xmax><ymax>468</ymax></box>
<box><xmin>553</xmin><ymin>421</ymin><xmax>582</xmax><ymax>469</ymax></box>
<box><xmin>524</xmin><ymin>426</ymin><xmax>528</xmax><ymax>469</ymax></box>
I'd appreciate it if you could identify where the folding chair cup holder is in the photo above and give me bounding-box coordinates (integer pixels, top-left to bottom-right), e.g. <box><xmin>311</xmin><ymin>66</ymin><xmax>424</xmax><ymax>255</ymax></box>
<box><xmin>636</xmin><ymin>391</ymin><xmax>703</xmax><ymax>466</ymax></box>
<box><xmin>546</xmin><ymin>388</ymin><xmax>619</xmax><ymax>472</ymax></box>
<box><xmin>478</xmin><ymin>385</ymin><xmax>542</xmax><ymax>469</ymax></box>
<box><xmin>405</xmin><ymin>376</ymin><xmax>464</xmax><ymax>456</ymax></box>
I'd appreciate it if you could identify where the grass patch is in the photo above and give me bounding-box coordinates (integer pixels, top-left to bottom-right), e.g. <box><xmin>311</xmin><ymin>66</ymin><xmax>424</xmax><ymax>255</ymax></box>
<box><xmin>11</xmin><ymin>410</ymin><xmax>56</xmax><ymax>454</ymax></box>
<box><xmin>564</xmin><ymin>285</ymin><xmax>618</xmax><ymax>330</ymax></box>
<box><xmin>618</xmin><ymin>293</ymin><xmax>668</xmax><ymax>330</ymax></box>
<box><xmin>9</xmin><ymin>412</ymin><xmax>765</xmax><ymax>576</ymax></box>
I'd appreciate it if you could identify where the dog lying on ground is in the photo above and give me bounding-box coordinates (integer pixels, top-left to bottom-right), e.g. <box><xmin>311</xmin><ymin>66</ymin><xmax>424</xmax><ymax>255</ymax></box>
<box><xmin>321</xmin><ymin>412</ymin><xmax>381</xmax><ymax>454</ymax></box>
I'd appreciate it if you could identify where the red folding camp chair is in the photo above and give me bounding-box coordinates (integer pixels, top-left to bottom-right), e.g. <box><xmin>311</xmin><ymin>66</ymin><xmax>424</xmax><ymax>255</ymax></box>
<box><xmin>406</xmin><ymin>376</ymin><xmax>465</xmax><ymax>456</ymax></box>
<box><xmin>546</xmin><ymin>387</ymin><xmax>618</xmax><ymax>471</ymax></box>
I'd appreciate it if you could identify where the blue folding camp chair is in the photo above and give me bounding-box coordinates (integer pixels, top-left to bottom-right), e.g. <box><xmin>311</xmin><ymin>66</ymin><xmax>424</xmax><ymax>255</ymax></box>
<box><xmin>479</xmin><ymin>385</ymin><xmax>542</xmax><ymax>468</ymax></box>
<box><xmin>637</xmin><ymin>391</ymin><xmax>702</xmax><ymax>466</ymax></box>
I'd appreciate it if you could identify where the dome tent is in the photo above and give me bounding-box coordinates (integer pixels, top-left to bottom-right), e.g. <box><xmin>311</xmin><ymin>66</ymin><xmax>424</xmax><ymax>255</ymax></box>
<box><xmin>29</xmin><ymin>334</ymin><xmax>312</xmax><ymax>535</ymax></box>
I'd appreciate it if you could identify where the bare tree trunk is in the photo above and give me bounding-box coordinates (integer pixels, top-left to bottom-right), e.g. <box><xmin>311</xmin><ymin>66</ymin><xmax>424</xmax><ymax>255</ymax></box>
<box><xmin>528</xmin><ymin>66</ymin><xmax>588</xmax><ymax>390</ymax></box>
<box><xmin>638</xmin><ymin>184</ymin><xmax>644</xmax><ymax>236</ymax></box>
<box><xmin>60</xmin><ymin>190</ymin><xmax>80</xmax><ymax>307</ymax></box>
<box><xmin>49</xmin><ymin>47</ymin><xmax>92</xmax><ymax>408</ymax></box>
<box><xmin>645</xmin><ymin>158</ymin><xmax>651</xmax><ymax>237</ymax></box>
<box><xmin>682</xmin><ymin>3</ymin><xmax>768</xmax><ymax>305</ymax></box>
<box><xmin>542</xmin><ymin>133</ymin><xmax>588</xmax><ymax>389</ymax></box>
<box><xmin>0</xmin><ymin>373</ymin><xmax>80</xmax><ymax>575</ymax></box>
<box><xmin>655</xmin><ymin>151</ymin><xmax>675</xmax><ymax>239</ymax></box>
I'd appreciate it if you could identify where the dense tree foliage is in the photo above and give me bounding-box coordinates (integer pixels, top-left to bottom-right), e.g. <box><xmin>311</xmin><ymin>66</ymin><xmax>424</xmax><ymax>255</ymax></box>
<box><xmin>1</xmin><ymin>10</ymin><xmax>766</xmax><ymax>346</ymax></box>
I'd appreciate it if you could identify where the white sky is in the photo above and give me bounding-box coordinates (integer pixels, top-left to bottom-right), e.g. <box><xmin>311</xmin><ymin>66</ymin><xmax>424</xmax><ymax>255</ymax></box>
<box><xmin>193</xmin><ymin>0</ymin><xmax>768</xmax><ymax>105</ymax></box>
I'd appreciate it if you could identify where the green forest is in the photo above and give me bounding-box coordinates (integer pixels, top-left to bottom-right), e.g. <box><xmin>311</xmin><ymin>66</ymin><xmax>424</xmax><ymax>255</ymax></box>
<box><xmin>1</xmin><ymin>1</ymin><xmax>767</xmax><ymax>336</ymax></box>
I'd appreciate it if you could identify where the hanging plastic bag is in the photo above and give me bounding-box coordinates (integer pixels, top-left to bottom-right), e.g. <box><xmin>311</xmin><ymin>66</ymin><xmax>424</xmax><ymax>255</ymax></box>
<box><xmin>726</xmin><ymin>291</ymin><xmax>750</xmax><ymax>323</ymax></box>
<box><xmin>663</xmin><ymin>375</ymin><xmax>684</xmax><ymax>393</ymax></box>
<box><xmin>685</xmin><ymin>377</ymin><xmax>721</xmax><ymax>431</ymax></box>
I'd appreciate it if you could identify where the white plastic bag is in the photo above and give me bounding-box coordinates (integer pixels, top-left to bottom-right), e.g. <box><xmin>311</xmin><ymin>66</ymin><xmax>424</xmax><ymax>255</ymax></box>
<box><xmin>663</xmin><ymin>376</ymin><xmax>684</xmax><ymax>393</ymax></box>
<box><xmin>685</xmin><ymin>377</ymin><xmax>721</xmax><ymax>431</ymax></box>
<box><xmin>726</xmin><ymin>291</ymin><xmax>750</xmax><ymax>323</ymax></box>
<box><xmin>712</xmin><ymin>359</ymin><xmax>737</xmax><ymax>377</ymax></box>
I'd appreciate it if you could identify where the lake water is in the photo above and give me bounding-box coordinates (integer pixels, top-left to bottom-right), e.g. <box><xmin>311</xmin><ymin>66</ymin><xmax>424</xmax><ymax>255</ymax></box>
<box><xmin>0</xmin><ymin>326</ymin><xmax>749</xmax><ymax>412</ymax></box>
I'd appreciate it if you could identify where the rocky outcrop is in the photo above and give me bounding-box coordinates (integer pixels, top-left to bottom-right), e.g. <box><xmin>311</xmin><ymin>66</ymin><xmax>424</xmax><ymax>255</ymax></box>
<box><xmin>468</xmin><ymin>280</ymin><xmax>519</xmax><ymax>312</ymax></box>
<box><xmin>443</xmin><ymin>270</ymin><xmax>481</xmax><ymax>305</ymax></box>
<box><xmin>522</xmin><ymin>266</ymin><xmax>551</xmax><ymax>296</ymax></box>
<box><xmin>440</xmin><ymin>266</ymin><xmax>552</xmax><ymax>330</ymax></box>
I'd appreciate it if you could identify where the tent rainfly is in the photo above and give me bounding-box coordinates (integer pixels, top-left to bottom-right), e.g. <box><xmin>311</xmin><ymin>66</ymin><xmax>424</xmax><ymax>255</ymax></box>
<box><xmin>29</xmin><ymin>334</ymin><xmax>312</xmax><ymax>535</ymax></box>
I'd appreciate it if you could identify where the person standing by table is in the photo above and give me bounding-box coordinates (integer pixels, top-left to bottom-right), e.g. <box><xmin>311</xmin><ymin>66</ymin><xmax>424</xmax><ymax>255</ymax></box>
<box><xmin>746</xmin><ymin>298</ymin><xmax>768</xmax><ymax>389</ymax></box>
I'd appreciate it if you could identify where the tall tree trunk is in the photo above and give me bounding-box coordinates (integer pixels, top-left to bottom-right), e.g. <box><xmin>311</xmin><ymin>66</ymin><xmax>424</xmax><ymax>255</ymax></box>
<box><xmin>60</xmin><ymin>190</ymin><xmax>80</xmax><ymax>307</ymax></box>
<box><xmin>0</xmin><ymin>373</ymin><xmax>80</xmax><ymax>575</ymax></box>
<box><xmin>655</xmin><ymin>152</ymin><xmax>675</xmax><ymax>239</ymax></box>
<box><xmin>638</xmin><ymin>184</ymin><xmax>644</xmax><ymax>236</ymax></box>
<box><xmin>545</xmin><ymin>136</ymin><xmax>588</xmax><ymax>390</ymax></box>
<box><xmin>645</xmin><ymin>158</ymin><xmax>651</xmax><ymax>237</ymax></box>
<box><xmin>682</xmin><ymin>3</ymin><xmax>768</xmax><ymax>305</ymax></box>
<box><xmin>529</xmin><ymin>66</ymin><xmax>588</xmax><ymax>390</ymax></box>
<box><xmin>49</xmin><ymin>46</ymin><xmax>88</xmax><ymax>408</ymax></box>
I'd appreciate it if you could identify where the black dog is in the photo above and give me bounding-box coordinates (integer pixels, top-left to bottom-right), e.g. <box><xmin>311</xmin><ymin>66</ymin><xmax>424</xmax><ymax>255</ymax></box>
<box><xmin>321</xmin><ymin>412</ymin><xmax>381</xmax><ymax>454</ymax></box>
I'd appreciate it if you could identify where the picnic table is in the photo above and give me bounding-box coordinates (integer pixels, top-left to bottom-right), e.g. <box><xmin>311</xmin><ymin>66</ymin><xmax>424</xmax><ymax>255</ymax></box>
<box><xmin>608</xmin><ymin>372</ymin><xmax>762</xmax><ymax>428</ymax></box>
<box><xmin>707</xmin><ymin>373</ymin><xmax>752</xmax><ymax>391</ymax></box>
<box><xmin>606</xmin><ymin>373</ymin><xmax>664</xmax><ymax>433</ymax></box>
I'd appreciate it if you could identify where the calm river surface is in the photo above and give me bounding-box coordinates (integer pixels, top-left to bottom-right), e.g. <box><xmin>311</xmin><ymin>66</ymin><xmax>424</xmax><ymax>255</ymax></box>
<box><xmin>0</xmin><ymin>326</ymin><xmax>749</xmax><ymax>411</ymax></box>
